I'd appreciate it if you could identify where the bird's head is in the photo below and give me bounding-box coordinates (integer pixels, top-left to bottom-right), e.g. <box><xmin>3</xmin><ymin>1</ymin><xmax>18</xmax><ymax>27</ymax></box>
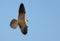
<box><xmin>25</xmin><ymin>19</ymin><xmax>28</xmax><ymax>23</ymax></box>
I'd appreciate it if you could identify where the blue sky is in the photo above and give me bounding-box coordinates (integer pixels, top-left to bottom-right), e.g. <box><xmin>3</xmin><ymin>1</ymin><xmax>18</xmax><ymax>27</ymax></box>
<box><xmin>0</xmin><ymin>0</ymin><xmax>60</xmax><ymax>41</ymax></box>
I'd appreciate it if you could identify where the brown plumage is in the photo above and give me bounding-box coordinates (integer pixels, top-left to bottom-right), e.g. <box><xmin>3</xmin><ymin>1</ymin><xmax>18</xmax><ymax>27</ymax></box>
<box><xmin>10</xmin><ymin>3</ymin><xmax>28</xmax><ymax>35</ymax></box>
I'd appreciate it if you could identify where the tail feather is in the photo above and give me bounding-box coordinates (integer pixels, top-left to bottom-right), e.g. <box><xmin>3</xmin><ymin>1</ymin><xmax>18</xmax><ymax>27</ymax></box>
<box><xmin>10</xmin><ymin>19</ymin><xmax>18</xmax><ymax>29</ymax></box>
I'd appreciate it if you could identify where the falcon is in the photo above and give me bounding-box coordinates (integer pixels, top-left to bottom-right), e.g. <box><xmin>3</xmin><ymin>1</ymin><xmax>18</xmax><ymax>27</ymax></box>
<box><xmin>10</xmin><ymin>3</ymin><xmax>28</xmax><ymax>35</ymax></box>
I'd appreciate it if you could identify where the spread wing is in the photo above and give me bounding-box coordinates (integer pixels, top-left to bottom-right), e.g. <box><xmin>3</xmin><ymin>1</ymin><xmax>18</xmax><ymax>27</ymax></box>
<box><xmin>10</xmin><ymin>19</ymin><xmax>18</xmax><ymax>29</ymax></box>
<box><xmin>18</xmin><ymin>3</ymin><xmax>28</xmax><ymax>35</ymax></box>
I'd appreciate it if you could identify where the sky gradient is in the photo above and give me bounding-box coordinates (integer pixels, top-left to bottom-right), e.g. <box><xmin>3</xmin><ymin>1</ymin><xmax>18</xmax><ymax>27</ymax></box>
<box><xmin>0</xmin><ymin>0</ymin><xmax>60</xmax><ymax>41</ymax></box>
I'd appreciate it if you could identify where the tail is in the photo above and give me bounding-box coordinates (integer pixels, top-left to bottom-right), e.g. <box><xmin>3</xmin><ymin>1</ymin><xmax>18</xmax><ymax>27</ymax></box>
<box><xmin>10</xmin><ymin>19</ymin><xmax>18</xmax><ymax>29</ymax></box>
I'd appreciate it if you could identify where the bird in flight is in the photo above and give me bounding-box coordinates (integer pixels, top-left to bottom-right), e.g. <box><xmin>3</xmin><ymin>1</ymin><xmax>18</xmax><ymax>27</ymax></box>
<box><xmin>10</xmin><ymin>3</ymin><xmax>28</xmax><ymax>35</ymax></box>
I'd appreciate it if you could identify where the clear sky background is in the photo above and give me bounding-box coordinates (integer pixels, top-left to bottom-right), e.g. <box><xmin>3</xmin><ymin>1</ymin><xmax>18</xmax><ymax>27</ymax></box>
<box><xmin>0</xmin><ymin>0</ymin><xmax>60</xmax><ymax>41</ymax></box>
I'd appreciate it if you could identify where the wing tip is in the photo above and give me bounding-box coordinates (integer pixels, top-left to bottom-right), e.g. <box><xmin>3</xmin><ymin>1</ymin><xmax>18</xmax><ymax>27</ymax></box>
<box><xmin>20</xmin><ymin>25</ymin><xmax>28</xmax><ymax>35</ymax></box>
<box><xmin>19</xmin><ymin>3</ymin><xmax>26</xmax><ymax>14</ymax></box>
